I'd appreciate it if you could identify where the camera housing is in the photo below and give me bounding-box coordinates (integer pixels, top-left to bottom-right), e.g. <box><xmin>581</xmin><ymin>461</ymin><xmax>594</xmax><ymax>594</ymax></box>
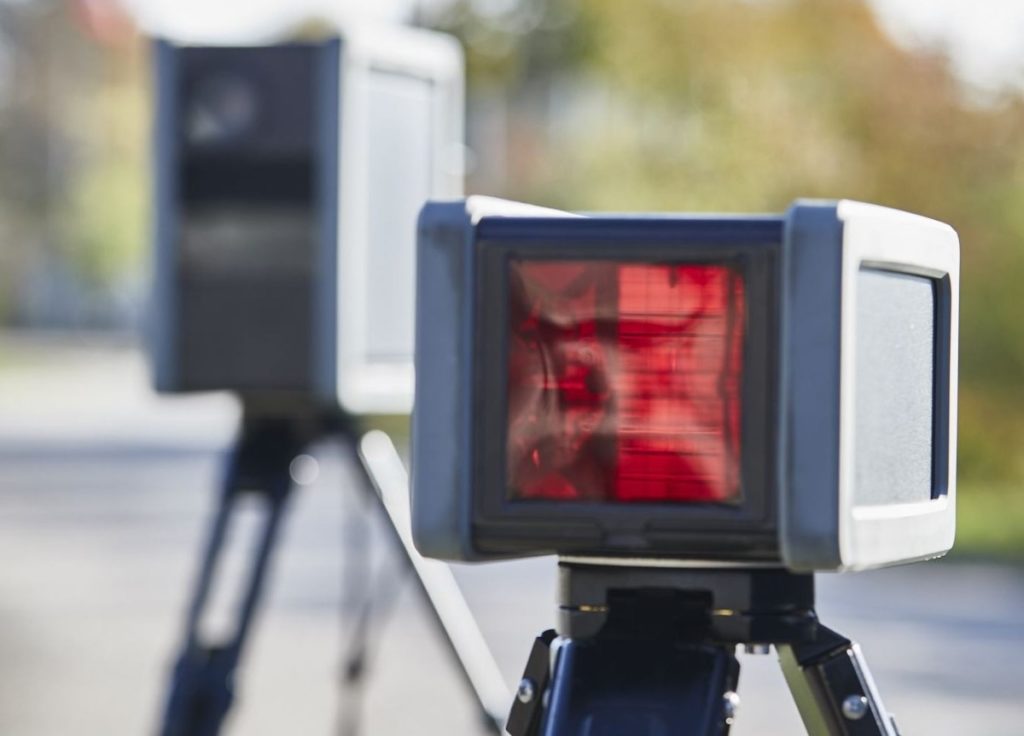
<box><xmin>150</xmin><ymin>28</ymin><xmax>463</xmax><ymax>414</ymax></box>
<box><xmin>411</xmin><ymin>197</ymin><xmax>958</xmax><ymax>571</ymax></box>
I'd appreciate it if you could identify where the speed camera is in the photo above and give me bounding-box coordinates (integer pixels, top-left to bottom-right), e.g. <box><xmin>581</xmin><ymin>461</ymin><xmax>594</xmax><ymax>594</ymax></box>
<box><xmin>150</xmin><ymin>27</ymin><xmax>463</xmax><ymax>414</ymax></box>
<box><xmin>411</xmin><ymin>197</ymin><xmax>958</xmax><ymax>571</ymax></box>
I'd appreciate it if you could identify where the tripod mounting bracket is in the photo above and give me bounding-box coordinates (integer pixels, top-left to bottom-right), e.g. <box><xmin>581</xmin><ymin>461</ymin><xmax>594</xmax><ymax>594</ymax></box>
<box><xmin>558</xmin><ymin>563</ymin><xmax>817</xmax><ymax>645</ymax></box>
<box><xmin>507</xmin><ymin>562</ymin><xmax>901</xmax><ymax>736</ymax></box>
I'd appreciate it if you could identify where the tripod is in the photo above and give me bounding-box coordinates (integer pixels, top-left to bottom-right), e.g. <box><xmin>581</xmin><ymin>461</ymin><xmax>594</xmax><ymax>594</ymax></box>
<box><xmin>159</xmin><ymin>406</ymin><xmax>509</xmax><ymax>736</ymax></box>
<box><xmin>508</xmin><ymin>563</ymin><xmax>901</xmax><ymax>736</ymax></box>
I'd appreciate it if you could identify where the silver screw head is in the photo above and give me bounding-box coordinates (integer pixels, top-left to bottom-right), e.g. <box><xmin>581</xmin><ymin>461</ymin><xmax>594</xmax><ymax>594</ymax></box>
<box><xmin>517</xmin><ymin>678</ymin><xmax>537</xmax><ymax>704</ymax></box>
<box><xmin>722</xmin><ymin>691</ymin><xmax>741</xmax><ymax>723</ymax></box>
<box><xmin>842</xmin><ymin>694</ymin><xmax>869</xmax><ymax>721</ymax></box>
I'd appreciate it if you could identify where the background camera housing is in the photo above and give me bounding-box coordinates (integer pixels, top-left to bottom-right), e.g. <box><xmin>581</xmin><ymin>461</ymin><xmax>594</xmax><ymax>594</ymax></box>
<box><xmin>412</xmin><ymin>197</ymin><xmax>958</xmax><ymax>571</ymax></box>
<box><xmin>150</xmin><ymin>28</ymin><xmax>463</xmax><ymax>414</ymax></box>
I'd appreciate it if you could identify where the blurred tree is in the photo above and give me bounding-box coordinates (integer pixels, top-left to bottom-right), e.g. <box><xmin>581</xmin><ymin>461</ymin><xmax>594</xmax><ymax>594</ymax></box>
<box><xmin>0</xmin><ymin>2</ymin><xmax>69</xmax><ymax>321</ymax></box>
<box><xmin>428</xmin><ymin>0</ymin><xmax>1024</xmax><ymax>546</ymax></box>
<box><xmin>0</xmin><ymin>0</ymin><xmax>146</xmax><ymax>327</ymax></box>
<box><xmin>63</xmin><ymin>0</ymin><xmax>147</xmax><ymax>291</ymax></box>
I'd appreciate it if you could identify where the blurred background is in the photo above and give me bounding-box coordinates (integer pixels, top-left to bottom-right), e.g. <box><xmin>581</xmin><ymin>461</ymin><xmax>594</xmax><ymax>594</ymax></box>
<box><xmin>1</xmin><ymin>0</ymin><xmax>1023</xmax><ymax>734</ymax></box>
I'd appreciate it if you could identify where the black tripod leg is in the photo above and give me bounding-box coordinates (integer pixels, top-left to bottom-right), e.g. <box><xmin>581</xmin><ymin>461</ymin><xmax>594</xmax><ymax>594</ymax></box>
<box><xmin>507</xmin><ymin>630</ymin><xmax>557</xmax><ymax>736</ymax></box>
<box><xmin>778</xmin><ymin>625</ymin><xmax>901</xmax><ymax>736</ymax></box>
<box><xmin>539</xmin><ymin>637</ymin><xmax>740</xmax><ymax>736</ymax></box>
<box><xmin>160</xmin><ymin>415</ymin><xmax>303</xmax><ymax>736</ymax></box>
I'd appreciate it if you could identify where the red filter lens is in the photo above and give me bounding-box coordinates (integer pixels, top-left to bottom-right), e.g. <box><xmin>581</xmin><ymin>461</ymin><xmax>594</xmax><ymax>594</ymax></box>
<box><xmin>506</xmin><ymin>260</ymin><xmax>745</xmax><ymax>503</ymax></box>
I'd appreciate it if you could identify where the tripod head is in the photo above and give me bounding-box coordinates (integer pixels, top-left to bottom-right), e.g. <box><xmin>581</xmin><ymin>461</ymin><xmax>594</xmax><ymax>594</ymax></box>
<box><xmin>507</xmin><ymin>563</ymin><xmax>897</xmax><ymax>736</ymax></box>
<box><xmin>554</xmin><ymin>563</ymin><xmax>814</xmax><ymax>644</ymax></box>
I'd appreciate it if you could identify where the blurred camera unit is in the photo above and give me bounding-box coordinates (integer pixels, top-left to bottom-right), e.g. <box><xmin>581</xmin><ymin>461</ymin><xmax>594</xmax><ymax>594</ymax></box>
<box><xmin>150</xmin><ymin>28</ymin><xmax>463</xmax><ymax>414</ymax></box>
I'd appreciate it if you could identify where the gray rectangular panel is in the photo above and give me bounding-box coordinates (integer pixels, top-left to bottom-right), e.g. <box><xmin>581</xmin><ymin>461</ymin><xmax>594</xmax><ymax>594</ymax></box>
<box><xmin>177</xmin><ymin>205</ymin><xmax>314</xmax><ymax>391</ymax></box>
<box><xmin>167</xmin><ymin>44</ymin><xmax>322</xmax><ymax>393</ymax></box>
<box><xmin>853</xmin><ymin>269</ymin><xmax>934</xmax><ymax>506</ymax></box>
<box><xmin>365</xmin><ymin>71</ymin><xmax>434</xmax><ymax>363</ymax></box>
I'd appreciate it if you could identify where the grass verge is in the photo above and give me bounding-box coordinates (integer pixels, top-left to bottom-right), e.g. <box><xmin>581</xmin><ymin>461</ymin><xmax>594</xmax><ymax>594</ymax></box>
<box><xmin>951</xmin><ymin>483</ymin><xmax>1024</xmax><ymax>561</ymax></box>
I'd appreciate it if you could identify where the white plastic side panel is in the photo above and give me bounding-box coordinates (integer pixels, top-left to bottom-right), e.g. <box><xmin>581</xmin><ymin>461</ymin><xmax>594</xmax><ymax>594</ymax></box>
<box><xmin>333</xmin><ymin>27</ymin><xmax>464</xmax><ymax>415</ymax></box>
<box><xmin>782</xmin><ymin>200</ymin><xmax>959</xmax><ymax>571</ymax></box>
<box><xmin>836</xmin><ymin>201</ymin><xmax>959</xmax><ymax>570</ymax></box>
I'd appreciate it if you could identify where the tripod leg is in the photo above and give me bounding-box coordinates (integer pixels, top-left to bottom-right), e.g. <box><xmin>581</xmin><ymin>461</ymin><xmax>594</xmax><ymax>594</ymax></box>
<box><xmin>160</xmin><ymin>415</ymin><xmax>303</xmax><ymax>736</ymax></box>
<box><xmin>356</xmin><ymin>430</ymin><xmax>510</xmax><ymax>733</ymax></box>
<box><xmin>778</xmin><ymin>625</ymin><xmax>900</xmax><ymax>736</ymax></box>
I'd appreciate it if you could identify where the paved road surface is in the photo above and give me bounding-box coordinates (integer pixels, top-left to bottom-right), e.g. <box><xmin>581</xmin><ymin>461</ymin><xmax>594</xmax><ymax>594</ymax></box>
<box><xmin>0</xmin><ymin>335</ymin><xmax>1022</xmax><ymax>735</ymax></box>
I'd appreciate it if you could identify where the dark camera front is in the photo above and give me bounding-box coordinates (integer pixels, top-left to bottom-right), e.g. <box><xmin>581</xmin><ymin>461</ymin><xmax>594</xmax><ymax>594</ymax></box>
<box><xmin>469</xmin><ymin>217</ymin><xmax>782</xmax><ymax>561</ymax></box>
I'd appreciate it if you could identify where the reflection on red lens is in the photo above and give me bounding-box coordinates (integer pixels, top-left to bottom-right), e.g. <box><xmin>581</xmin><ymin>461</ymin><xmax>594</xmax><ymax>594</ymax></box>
<box><xmin>506</xmin><ymin>260</ymin><xmax>745</xmax><ymax>504</ymax></box>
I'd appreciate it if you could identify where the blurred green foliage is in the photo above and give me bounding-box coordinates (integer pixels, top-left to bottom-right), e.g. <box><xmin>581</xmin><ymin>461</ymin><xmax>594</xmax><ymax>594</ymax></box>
<box><xmin>62</xmin><ymin>59</ymin><xmax>149</xmax><ymax>287</ymax></box>
<box><xmin>432</xmin><ymin>0</ymin><xmax>1024</xmax><ymax>555</ymax></box>
<box><xmin>0</xmin><ymin>1</ymin><xmax>147</xmax><ymax>321</ymax></box>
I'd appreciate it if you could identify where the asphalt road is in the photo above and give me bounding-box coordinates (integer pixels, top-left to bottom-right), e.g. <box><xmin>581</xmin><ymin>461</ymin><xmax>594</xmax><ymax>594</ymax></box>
<box><xmin>0</xmin><ymin>335</ymin><xmax>1022</xmax><ymax>735</ymax></box>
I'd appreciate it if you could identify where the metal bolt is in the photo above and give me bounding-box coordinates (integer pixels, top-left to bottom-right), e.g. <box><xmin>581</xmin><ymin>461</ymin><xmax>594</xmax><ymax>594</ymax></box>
<box><xmin>842</xmin><ymin>694</ymin><xmax>869</xmax><ymax>721</ymax></box>
<box><xmin>744</xmin><ymin>643</ymin><xmax>771</xmax><ymax>655</ymax></box>
<box><xmin>517</xmin><ymin>677</ymin><xmax>537</xmax><ymax>704</ymax></box>
<box><xmin>722</xmin><ymin>691</ymin><xmax>741</xmax><ymax>723</ymax></box>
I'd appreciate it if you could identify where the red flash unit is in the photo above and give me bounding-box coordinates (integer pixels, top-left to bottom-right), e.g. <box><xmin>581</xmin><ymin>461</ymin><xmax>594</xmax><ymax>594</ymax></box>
<box><xmin>506</xmin><ymin>261</ymin><xmax>746</xmax><ymax>505</ymax></box>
